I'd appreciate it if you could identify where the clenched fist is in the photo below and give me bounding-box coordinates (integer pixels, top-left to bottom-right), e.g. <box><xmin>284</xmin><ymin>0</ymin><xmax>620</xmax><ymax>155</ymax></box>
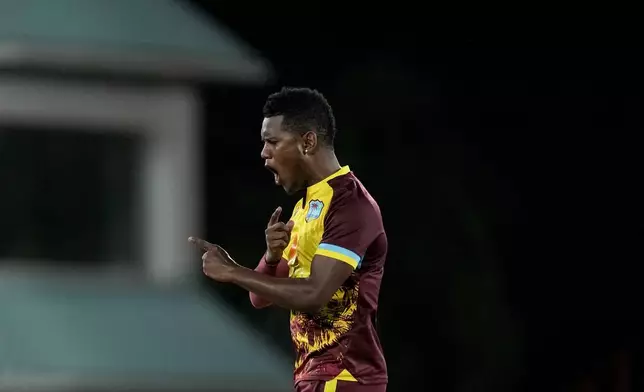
<box><xmin>265</xmin><ymin>206</ymin><xmax>294</xmax><ymax>265</ymax></box>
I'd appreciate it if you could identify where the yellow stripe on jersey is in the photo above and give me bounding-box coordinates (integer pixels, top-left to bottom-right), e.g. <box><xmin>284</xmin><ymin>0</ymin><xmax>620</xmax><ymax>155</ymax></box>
<box><xmin>323</xmin><ymin>380</ymin><xmax>338</xmax><ymax>392</ymax></box>
<box><xmin>323</xmin><ymin>369</ymin><xmax>358</xmax><ymax>391</ymax></box>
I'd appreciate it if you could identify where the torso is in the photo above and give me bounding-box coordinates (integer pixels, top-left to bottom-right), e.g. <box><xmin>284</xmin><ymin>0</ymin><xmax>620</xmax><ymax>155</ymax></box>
<box><xmin>283</xmin><ymin>166</ymin><xmax>388</xmax><ymax>385</ymax></box>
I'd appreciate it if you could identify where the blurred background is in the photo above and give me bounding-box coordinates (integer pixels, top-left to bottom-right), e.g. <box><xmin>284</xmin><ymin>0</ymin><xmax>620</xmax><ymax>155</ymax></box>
<box><xmin>0</xmin><ymin>1</ymin><xmax>640</xmax><ymax>391</ymax></box>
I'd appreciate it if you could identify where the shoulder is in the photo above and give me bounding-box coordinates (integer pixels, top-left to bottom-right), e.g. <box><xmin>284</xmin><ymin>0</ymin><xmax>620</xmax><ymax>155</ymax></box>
<box><xmin>325</xmin><ymin>172</ymin><xmax>382</xmax><ymax>225</ymax></box>
<box><xmin>316</xmin><ymin>172</ymin><xmax>386</xmax><ymax>267</ymax></box>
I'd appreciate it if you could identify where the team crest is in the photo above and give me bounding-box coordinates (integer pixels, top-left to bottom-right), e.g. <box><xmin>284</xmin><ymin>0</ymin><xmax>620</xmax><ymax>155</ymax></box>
<box><xmin>305</xmin><ymin>199</ymin><xmax>324</xmax><ymax>222</ymax></box>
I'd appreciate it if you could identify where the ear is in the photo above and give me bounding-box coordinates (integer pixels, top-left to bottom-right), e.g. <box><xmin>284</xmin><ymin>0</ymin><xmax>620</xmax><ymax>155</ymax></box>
<box><xmin>302</xmin><ymin>131</ymin><xmax>318</xmax><ymax>154</ymax></box>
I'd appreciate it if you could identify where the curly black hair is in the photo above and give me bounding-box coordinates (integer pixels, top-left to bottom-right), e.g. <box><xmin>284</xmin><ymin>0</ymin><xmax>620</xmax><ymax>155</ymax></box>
<box><xmin>263</xmin><ymin>87</ymin><xmax>336</xmax><ymax>148</ymax></box>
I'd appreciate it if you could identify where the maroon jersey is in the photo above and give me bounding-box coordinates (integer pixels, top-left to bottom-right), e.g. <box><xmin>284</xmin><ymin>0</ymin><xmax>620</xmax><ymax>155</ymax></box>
<box><xmin>283</xmin><ymin>166</ymin><xmax>387</xmax><ymax>385</ymax></box>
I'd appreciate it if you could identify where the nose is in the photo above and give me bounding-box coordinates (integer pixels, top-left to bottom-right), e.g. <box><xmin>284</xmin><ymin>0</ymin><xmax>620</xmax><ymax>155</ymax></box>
<box><xmin>260</xmin><ymin>144</ymin><xmax>271</xmax><ymax>159</ymax></box>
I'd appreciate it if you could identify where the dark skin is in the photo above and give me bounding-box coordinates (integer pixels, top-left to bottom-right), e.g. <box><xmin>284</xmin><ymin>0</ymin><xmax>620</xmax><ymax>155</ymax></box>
<box><xmin>189</xmin><ymin>115</ymin><xmax>353</xmax><ymax>313</ymax></box>
<box><xmin>260</xmin><ymin>115</ymin><xmax>341</xmax><ymax>195</ymax></box>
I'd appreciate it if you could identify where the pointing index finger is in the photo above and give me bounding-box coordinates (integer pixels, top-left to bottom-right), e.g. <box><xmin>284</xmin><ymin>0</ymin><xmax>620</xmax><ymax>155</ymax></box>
<box><xmin>268</xmin><ymin>206</ymin><xmax>282</xmax><ymax>227</ymax></box>
<box><xmin>188</xmin><ymin>236</ymin><xmax>214</xmax><ymax>251</ymax></box>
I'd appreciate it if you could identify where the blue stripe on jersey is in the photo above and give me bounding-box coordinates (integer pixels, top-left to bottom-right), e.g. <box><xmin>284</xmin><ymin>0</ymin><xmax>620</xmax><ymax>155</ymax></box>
<box><xmin>318</xmin><ymin>243</ymin><xmax>362</xmax><ymax>267</ymax></box>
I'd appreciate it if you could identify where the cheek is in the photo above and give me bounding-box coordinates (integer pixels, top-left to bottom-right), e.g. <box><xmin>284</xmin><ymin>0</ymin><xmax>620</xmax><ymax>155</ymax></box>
<box><xmin>275</xmin><ymin>146</ymin><xmax>301</xmax><ymax>167</ymax></box>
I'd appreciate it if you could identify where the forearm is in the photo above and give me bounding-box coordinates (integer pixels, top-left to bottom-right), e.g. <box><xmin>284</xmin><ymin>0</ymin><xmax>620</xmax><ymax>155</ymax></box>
<box><xmin>234</xmin><ymin>267</ymin><xmax>319</xmax><ymax>312</ymax></box>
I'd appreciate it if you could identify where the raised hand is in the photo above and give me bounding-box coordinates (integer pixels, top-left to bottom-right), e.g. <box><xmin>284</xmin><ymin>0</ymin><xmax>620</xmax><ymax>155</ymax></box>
<box><xmin>265</xmin><ymin>206</ymin><xmax>294</xmax><ymax>265</ymax></box>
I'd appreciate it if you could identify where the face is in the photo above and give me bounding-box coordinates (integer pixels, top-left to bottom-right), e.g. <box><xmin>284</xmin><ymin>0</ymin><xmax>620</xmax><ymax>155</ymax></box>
<box><xmin>261</xmin><ymin>116</ymin><xmax>307</xmax><ymax>195</ymax></box>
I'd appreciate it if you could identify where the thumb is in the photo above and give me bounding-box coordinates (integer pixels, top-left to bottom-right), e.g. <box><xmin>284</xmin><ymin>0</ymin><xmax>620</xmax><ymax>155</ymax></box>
<box><xmin>285</xmin><ymin>220</ymin><xmax>295</xmax><ymax>232</ymax></box>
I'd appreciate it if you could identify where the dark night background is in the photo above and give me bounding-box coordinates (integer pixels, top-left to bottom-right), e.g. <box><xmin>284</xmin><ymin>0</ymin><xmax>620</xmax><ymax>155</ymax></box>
<box><xmin>185</xmin><ymin>3</ymin><xmax>642</xmax><ymax>390</ymax></box>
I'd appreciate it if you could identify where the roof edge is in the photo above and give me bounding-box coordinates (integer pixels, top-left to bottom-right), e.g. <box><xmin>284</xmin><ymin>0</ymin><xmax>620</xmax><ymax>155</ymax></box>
<box><xmin>0</xmin><ymin>42</ymin><xmax>274</xmax><ymax>85</ymax></box>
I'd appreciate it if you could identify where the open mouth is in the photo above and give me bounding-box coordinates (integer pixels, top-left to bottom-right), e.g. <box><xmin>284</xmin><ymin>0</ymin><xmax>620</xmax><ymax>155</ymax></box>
<box><xmin>266</xmin><ymin>165</ymin><xmax>280</xmax><ymax>185</ymax></box>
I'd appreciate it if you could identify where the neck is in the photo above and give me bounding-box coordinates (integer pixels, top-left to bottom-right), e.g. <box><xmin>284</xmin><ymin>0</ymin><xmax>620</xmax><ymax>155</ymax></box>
<box><xmin>306</xmin><ymin>150</ymin><xmax>341</xmax><ymax>187</ymax></box>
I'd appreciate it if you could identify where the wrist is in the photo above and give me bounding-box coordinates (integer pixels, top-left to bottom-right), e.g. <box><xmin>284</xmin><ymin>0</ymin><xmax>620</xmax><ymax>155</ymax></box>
<box><xmin>264</xmin><ymin>252</ymin><xmax>281</xmax><ymax>266</ymax></box>
<box><xmin>221</xmin><ymin>262</ymin><xmax>242</xmax><ymax>283</ymax></box>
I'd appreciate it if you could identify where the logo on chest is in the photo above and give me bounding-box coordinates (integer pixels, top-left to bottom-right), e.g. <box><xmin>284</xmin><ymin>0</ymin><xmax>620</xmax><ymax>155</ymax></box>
<box><xmin>305</xmin><ymin>199</ymin><xmax>325</xmax><ymax>222</ymax></box>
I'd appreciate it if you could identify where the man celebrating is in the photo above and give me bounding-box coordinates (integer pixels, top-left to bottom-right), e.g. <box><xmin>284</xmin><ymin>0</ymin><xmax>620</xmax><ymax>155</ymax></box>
<box><xmin>189</xmin><ymin>87</ymin><xmax>388</xmax><ymax>392</ymax></box>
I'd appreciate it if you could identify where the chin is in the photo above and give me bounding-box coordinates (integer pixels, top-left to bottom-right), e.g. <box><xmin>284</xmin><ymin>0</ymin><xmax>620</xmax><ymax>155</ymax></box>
<box><xmin>282</xmin><ymin>185</ymin><xmax>298</xmax><ymax>195</ymax></box>
<box><xmin>281</xmin><ymin>181</ymin><xmax>303</xmax><ymax>196</ymax></box>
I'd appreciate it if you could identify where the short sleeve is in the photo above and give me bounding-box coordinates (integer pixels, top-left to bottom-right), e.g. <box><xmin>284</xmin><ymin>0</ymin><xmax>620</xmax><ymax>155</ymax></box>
<box><xmin>314</xmin><ymin>192</ymin><xmax>381</xmax><ymax>270</ymax></box>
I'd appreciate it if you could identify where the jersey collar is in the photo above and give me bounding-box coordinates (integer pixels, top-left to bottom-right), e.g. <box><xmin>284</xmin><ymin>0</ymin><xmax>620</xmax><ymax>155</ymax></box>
<box><xmin>304</xmin><ymin>165</ymin><xmax>350</xmax><ymax>202</ymax></box>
